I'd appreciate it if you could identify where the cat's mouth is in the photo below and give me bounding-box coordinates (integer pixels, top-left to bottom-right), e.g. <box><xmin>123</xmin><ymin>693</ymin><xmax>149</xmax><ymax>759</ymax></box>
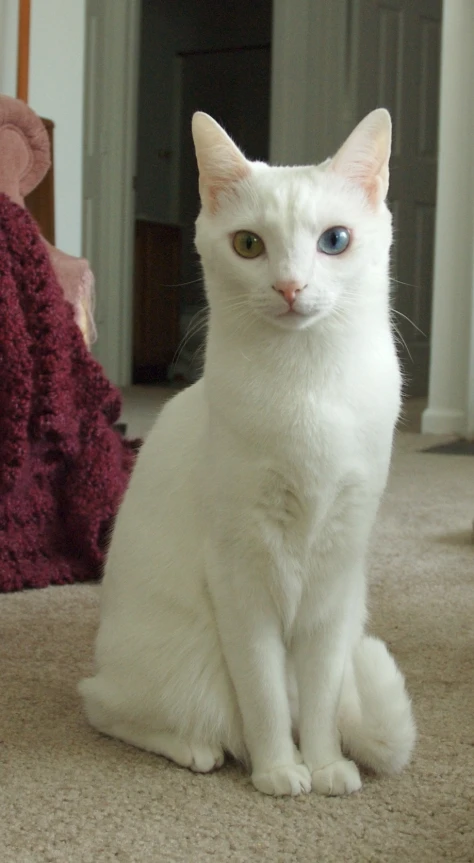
<box><xmin>277</xmin><ymin>308</ymin><xmax>304</xmax><ymax>317</ymax></box>
<box><xmin>273</xmin><ymin>310</ymin><xmax>314</xmax><ymax>330</ymax></box>
<box><xmin>271</xmin><ymin>304</ymin><xmax>331</xmax><ymax>329</ymax></box>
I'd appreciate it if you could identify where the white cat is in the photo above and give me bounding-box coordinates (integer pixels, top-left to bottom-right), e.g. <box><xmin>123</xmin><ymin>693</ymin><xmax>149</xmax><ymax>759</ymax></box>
<box><xmin>79</xmin><ymin>109</ymin><xmax>415</xmax><ymax>797</ymax></box>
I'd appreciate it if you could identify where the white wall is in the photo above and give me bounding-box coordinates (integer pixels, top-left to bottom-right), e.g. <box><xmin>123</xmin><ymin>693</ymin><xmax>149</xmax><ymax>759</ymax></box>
<box><xmin>29</xmin><ymin>0</ymin><xmax>86</xmax><ymax>257</ymax></box>
<box><xmin>0</xmin><ymin>0</ymin><xmax>86</xmax><ymax>257</ymax></box>
<box><xmin>0</xmin><ymin>0</ymin><xmax>18</xmax><ymax>96</ymax></box>
<box><xmin>422</xmin><ymin>0</ymin><xmax>474</xmax><ymax>435</ymax></box>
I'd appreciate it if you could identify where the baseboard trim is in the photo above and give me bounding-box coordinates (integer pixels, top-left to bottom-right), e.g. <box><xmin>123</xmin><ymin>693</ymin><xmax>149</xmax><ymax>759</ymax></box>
<box><xmin>421</xmin><ymin>407</ymin><xmax>466</xmax><ymax>435</ymax></box>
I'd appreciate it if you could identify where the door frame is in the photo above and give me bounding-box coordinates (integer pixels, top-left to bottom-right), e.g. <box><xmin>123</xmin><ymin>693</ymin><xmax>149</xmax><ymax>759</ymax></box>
<box><xmin>115</xmin><ymin>0</ymin><xmax>141</xmax><ymax>387</ymax></box>
<box><xmin>82</xmin><ymin>0</ymin><xmax>141</xmax><ymax>386</ymax></box>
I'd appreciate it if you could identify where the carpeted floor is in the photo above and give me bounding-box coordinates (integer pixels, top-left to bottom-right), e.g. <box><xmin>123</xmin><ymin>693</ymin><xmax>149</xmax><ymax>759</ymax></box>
<box><xmin>2</xmin><ymin>390</ymin><xmax>473</xmax><ymax>863</ymax></box>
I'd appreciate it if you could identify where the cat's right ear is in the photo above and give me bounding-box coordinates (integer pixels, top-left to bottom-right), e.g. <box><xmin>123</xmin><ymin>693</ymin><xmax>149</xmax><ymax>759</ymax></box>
<box><xmin>329</xmin><ymin>109</ymin><xmax>392</xmax><ymax>208</ymax></box>
<box><xmin>192</xmin><ymin>113</ymin><xmax>250</xmax><ymax>213</ymax></box>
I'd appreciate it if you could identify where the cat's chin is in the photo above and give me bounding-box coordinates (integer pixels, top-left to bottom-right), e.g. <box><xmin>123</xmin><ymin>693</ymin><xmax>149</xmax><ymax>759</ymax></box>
<box><xmin>269</xmin><ymin>308</ymin><xmax>329</xmax><ymax>331</ymax></box>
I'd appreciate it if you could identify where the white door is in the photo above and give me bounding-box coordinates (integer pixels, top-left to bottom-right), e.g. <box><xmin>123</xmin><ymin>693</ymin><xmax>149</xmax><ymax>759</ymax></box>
<box><xmin>354</xmin><ymin>0</ymin><xmax>442</xmax><ymax>396</ymax></box>
<box><xmin>270</xmin><ymin>0</ymin><xmax>442</xmax><ymax>397</ymax></box>
<box><xmin>82</xmin><ymin>0</ymin><xmax>140</xmax><ymax>386</ymax></box>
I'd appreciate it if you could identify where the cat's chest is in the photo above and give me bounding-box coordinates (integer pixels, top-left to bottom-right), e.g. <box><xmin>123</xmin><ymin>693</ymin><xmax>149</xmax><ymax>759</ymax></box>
<box><xmin>260</xmin><ymin>450</ymin><xmax>360</xmax><ymax>536</ymax></box>
<box><xmin>263</xmin><ymin>397</ymin><xmax>367</xmax><ymax>478</ymax></box>
<box><xmin>256</xmin><ymin>402</ymin><xmax>385</xmax><ymax>543</ymax></box>
<box><xmin>208</xmin><ymin>378</ymin><xmax>395</xmax><ymax>549</ymax></box>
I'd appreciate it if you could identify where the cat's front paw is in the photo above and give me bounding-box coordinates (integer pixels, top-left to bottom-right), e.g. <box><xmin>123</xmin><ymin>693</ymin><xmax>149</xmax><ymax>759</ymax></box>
<box><xmin>252</xmin><ymin>764</ymin><xmax>312</xmax><ymax>796</ymax></box>
<box><xmin>311</xmin><ymin>759</ymin><xmax>361</xmax><ymax>796</ymax></box>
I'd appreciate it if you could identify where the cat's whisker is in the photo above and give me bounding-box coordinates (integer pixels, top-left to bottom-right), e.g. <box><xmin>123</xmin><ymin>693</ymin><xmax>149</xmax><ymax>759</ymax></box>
<box><xmin>332</xmin><ymin>294</ymin><xmax>359</xmax><ymax>322</ymax></box>
<box><xmin>231</xmin><ymin>310</ymin><xmax>257</xmax><ymax>341</ymax></box>
<box><xmin>390</xmin><ymin>277</ymin><xmax>422</xmax><ymax>291</ymax></box>
<box><xmin>180</xmin><ymin>315</ymin><xmax>207</xmax><ymax>338</ymax></box>
<box><xmin>189</xmin><ymin>343</ymin><xmax>206</xmax><ymax>375</ymax></box>
<box><xmin>176</xmin><ymin>319</ymin><xmax>208</xmax><ymax>353</ymax></box>
<box><xmin>391</xmin><ymin>308</ymin><xmax>426</xmax><ymax>337</ymax></box>
<box><xmin>219</xmin><ymin>297</ymin><xmax>252</xmax><ymax>313</ymax></box>
<box><xmin>232</xmin><ymin>309</ymin><xmax>254</xmax><ymax>332</ymax></box>
<box><xmin>184</xmin><ymin>312</ymin><xmax>209</xmax><ymax>338</ymax></box>
<box><xmin>221</xmin><ymin>302</ymin><xmax>252</xmax><ymax>315</ymax></box>
<box><xmin>170</xmin><ymin>309</ymin><xmax>209</xmax><ymax>373</ymax></box>
<box><xmin>159</xmin><ymin>277</ymin><xmax>204</xmax><ymax>289</ymax></box>
<box><xmin>393</xmin><ymin>326</ymin><xmax>413</xmax><ymax>362</ymax></box>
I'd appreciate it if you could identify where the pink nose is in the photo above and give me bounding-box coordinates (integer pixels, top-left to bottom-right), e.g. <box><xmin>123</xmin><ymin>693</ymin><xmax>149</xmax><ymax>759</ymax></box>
<box><xmin>273</xmin><ymin>280</ymin><xmax>304</xmax><ymax>306</ymax></box>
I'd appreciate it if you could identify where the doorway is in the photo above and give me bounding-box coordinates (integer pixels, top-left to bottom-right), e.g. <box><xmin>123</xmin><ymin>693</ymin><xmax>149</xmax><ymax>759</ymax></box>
<box><xmin>132</xmin><ymin>0</ymin><xmax>272</xmax><ymax>384</ymax></box>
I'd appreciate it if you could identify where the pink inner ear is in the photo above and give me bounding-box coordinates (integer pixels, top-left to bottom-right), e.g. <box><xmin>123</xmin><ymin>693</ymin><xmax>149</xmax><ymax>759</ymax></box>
<box><xmin>329</xmin><ymin>110</ymin><xmax>391</xmax><ymax>207</ymax></box>
<box><xmin>360</xmin><ymin>173</ymin><xmax>383</xmax><ymax>208</ymax></box>
<box><xmin>201</xmin><ymin>179</ymin><xmax>221</xmax><ymax>215</ymax></box>
<box><xmin>192</xmin><ymin>113</ymin><xmax>251</xmax><ymax>213</ymax></box>
<box><xmin>201</xmin><ymin>163</ymin><xmax>250</xmax><ymax>214</ymax></box>
<box><xmin>330</xmin><ymin>151</ymin><xmax>388</xmax><ymax>208</ymax></box>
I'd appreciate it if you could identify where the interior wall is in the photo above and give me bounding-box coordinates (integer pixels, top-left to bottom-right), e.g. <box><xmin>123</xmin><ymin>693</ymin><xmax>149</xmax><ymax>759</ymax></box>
<box><xmin>29</xmin><ymin>0</ymin><xmax>86</xmax><ymax>257</ymax></box>
<box><xmin>136</xmin><ymin>0</ymin><xmax>272</xmax><ymax>224</ymax></box>
<box><xmin>0</xmin><ymin>0</ymin><xmax>18</xmax><ymax>97</ymax></box>
<box><xmin>422</xmin><ymin>0</ymin><xmax>474</xmax><ymax>435</ymax></box>
<box><xmin>0</xmin><ymin>0</ymin><xmax>85</xmax><ymax>257</ymax></box>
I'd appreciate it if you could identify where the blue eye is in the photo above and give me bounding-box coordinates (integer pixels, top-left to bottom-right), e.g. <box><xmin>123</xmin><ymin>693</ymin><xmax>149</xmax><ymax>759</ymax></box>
<box><xmin>317</xmin><ymin>226</ymin><xmax>350</xmax><ymax>255</ymax></box>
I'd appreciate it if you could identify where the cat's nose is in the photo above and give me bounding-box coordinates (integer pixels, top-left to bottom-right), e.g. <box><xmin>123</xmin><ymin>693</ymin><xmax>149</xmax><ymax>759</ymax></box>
<box><xmin>273</xmin><ymin>280</ymin><xmax>305</xmax><ymax>306</ymax></box>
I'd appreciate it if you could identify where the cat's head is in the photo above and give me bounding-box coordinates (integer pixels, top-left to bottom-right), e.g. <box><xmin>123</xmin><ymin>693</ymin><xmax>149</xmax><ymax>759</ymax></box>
<box><xmin>193</xmin><ymin>110</ymin><xmax>392</xmax><ymax>331</ymax></box>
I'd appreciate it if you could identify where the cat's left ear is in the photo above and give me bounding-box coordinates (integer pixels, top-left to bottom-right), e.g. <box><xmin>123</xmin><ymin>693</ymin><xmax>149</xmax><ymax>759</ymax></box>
<box><xmin>329</xmin><ymin>109</ymin><xmax>391</xmax><ymax>207</ymax></box>
<box><xmin>192</xmin><ymin>112</ymin><xmax>250</xmax><ymax>213</ymax></box>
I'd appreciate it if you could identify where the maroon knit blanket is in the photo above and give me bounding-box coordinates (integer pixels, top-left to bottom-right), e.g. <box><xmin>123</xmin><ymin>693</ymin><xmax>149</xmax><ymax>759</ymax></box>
<box><xmin>0</xmin><ymin>194</ymin><xmax>138</xmax><ymax>591</ymax></box>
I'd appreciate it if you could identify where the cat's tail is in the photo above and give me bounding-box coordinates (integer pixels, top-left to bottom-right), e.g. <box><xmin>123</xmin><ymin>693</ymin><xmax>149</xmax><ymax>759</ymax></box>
<box><xmin>338</xmin><ymin>635</ymin><xmax>416</xmax><ymax>775</ymax></box>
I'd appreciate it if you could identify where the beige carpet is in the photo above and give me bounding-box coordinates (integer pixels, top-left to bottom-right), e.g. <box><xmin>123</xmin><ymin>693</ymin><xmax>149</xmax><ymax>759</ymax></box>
<box><xmin>2</xmin><ymin>391</ymin><xmax>474</xmax><ymax>863</ymax></box>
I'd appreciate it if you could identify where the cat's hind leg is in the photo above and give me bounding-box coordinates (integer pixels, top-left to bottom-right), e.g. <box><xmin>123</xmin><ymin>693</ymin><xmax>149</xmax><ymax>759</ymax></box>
<box><xmin>78</xmin><ymin>678</ymin><xmax>225</xmax><ymax>772</ymax></box>
<box><xmin>101</xmin><ymin>724</ymin><xmax>225</xmax><ymax>773</ymax></box>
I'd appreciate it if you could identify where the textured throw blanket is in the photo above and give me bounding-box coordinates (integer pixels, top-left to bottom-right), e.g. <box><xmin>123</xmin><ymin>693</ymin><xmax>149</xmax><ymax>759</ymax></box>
<box><xmin>0</xmin><ymin>194</ymin><xmax>138</xmax><ymax>591</ymax></box>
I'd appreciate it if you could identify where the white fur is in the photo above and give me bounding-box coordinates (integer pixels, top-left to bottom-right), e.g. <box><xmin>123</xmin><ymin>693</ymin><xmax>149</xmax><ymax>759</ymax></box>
<box><xmin>79</xmin><ymin>110</ymin><xmax>415</xmax><ymax>796</ymax></box>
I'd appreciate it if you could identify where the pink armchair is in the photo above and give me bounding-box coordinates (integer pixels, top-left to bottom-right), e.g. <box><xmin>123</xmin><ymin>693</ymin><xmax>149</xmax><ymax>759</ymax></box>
<box><xmin>0</xmin><ymin>94</ymin><xmax>96</xmax><ymax>346</ymax></box>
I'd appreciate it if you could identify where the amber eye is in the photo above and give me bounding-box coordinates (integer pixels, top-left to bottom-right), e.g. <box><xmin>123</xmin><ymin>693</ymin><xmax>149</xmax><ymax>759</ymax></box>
<box><xmin>233</xmin><ymin>231</ymin><xmax>265</xmax><ymax>259</ymax></box>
